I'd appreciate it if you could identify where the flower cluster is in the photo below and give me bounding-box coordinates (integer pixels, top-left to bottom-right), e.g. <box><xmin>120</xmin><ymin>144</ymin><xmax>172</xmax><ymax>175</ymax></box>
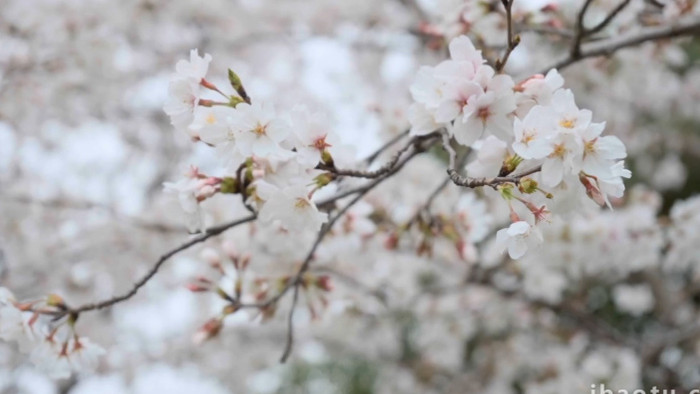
<box><xmin>163</xmin><ymin>51</ymin><xmax>358</xmax><ymax>234</ymax></box>
<box><xmin>409</xmin><ymin>35</ymin><xmax>631</xmax><ymax>259</ymax></box>
<box><xmin>0</xmin><ymin>288</ymin><xmax>104</xmax><ymax>379</ymax></box>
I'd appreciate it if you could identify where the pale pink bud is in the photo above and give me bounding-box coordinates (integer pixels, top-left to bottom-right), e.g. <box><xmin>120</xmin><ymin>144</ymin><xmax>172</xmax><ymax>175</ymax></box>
<box><xmin>315</xmin><ymin>276</ymin><xmax>333</xmax><ymax>292</ymax></box>
<box><xmin>200</xmin><ymin>248</ymin><xmax>221</xmax><ymax>266</ymax></box>
<box><xmin>192</xmin><ymin>318</ymin><xmax>223</xmax><ymax>344</ymax></box>
<box><xmin>186</xmin><ymin>283</ymin><xmax>209</xmax><ymax>293</ymax></box>
<box><xmin>221</xmin><ymin>240</ymin><xmax>238</xmax><ymax>261</ymax></box>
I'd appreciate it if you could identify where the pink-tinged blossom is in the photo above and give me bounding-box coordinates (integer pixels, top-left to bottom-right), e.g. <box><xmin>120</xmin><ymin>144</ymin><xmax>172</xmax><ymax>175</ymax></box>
<box><xmin>163</xmin><ymin>49</ymin><xmax>212</xmax><ymax>133</ymax></box>
<box><xmin>461</xmin><ymin>75</ymin><xmax>516</xmax><ymax>143</ymax></box>
<box><xmin>288</xmin><ymin>106</ymin><xmax>337</xmax><ymax>167</ymax></box>
<box><xmin>30</xmin><ymin>335</ymin><xmax>105</xmax><ymax>379</ymax></box>
<box><xmin>163</xmin><ymin>167</ymin><xmax>218</xmax><ymax>232</ymax></box>
<box><xmin>515</xmin><ymin>69</ymin><xmax>565</xmax><ymax>116</ymax></box>
<box><xmin>0</xmin><ymin>288</ymin><xmax>36</xmax><ymax>351</ymax></box>
<box><xmin>496</xmin><ymin>221</ymin><xmax>543</xmax><ymax>259</ymax></box>
<box><xmin>435</xmin><ymin>80</ymin><xmax>483</xmax><ymax>123</ymax></box>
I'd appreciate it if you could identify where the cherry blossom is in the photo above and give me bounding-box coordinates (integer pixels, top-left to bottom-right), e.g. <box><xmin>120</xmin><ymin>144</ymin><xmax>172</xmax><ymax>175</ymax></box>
<box><xmin>496</xmin><ymin>221</ymin><xmax>544</xmax><ymax>259</ymax></box>
<box><xmin>258</xmin><ymin>184</ymin><xmax>328</xmax><ymax>233</ymax></box>
<box><xmin>228</xmin><ymin>102</ymin><xmax>292</xmax><ymax>160</ymax></box>
<box><xmin>163</xmin><ymin>49</ymin><xmax>212</xmax><ymax>134</ymax></box>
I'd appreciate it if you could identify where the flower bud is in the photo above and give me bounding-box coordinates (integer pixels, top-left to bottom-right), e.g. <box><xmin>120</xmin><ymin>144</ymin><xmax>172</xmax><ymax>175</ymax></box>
<box><xmin>315</xmin><ymin>275</ymin><xmax>333</xmax><ymax>292</ymax></box>
<box><xmin>46</xmin><ymin>294</ymin><xmax>66</xmax><ymax>308</ymax></box>
<box><xmin>186</xmin><ymin>283</ymin><xmax>210</xmax><ymax>293</ymax></box>
<box><xmin>220</xmin><ymin>177</ymin><xmax>239</xmax><ymax>194</ymax></box>
<box><xmin>314</xmin><ymin>173</ymin><xmax>335</xmax><ymax>188</ymax></box>
<box><xmin>500</xmin><ymin>154</ymin><xmax>523</xmax><ymax>176</ymax></box>
<box><xmin>384</xmin><ymin>232</ymin><xmax>400</xmax><ymax>250</ymax></box>
<box><xmin>579</xmin><ymin>173</ymin><xmax>608</xmax><ymax>207</ymax></box>
<box><xmin>200</xmin><ymin>248</ymin><xmax>221</xmax><ymax>266</ymax></box>
<box><xmin>499</xmin><ymin>184</ymin><xmax>516</xmax><ymax>200</ymax></box>
<box><xmin>227</xmin><ymin>69</ymin><xmax>249</xmax><ymax>103</ymax></box>
<box><xmin>518</xmin><ymin>178</ymin><xmax>538</xmax><ymax>194</ymax></box>
<box><xmin>229</xmin><ymin>96</ymin><xmax>245</xmax><ymax>107</ymax></box>
<box><xmin>321</xmin><ymin>150</ymin><xmax>334</xmax><ymax>166</ymax></box>
<box><xmin>239</xmin><ymin>254</ymin><xmax>251</xmax><ymax>271</ymax></box>
<box><xmin>222</xmin><ymin>304</ymin><xmax>239</xmax><ymax>315</ymax></box>
<box><xmin>193</xmin><ymin>317</ymin><xmax>223</xmax><ymax>344</ymax></box>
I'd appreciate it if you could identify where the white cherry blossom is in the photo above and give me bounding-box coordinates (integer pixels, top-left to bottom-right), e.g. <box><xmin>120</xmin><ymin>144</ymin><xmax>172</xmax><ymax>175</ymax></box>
<box><xmin>258</xmin><ymin>184</ymin><xmax>328</xmax><ymax>233</ymax></box>
<box><xmin>580</xmin><ymin>122</ymin><xmax>628</xmax><ymax>178</ymax></box>
<box><xmin>229</xmin><ymin>102</ymin><xmax>292</xmax><ymax>160</ymax></box>
<box><xmin>512</xmin><ymin>105</ymin><xmax>556</xmax><ymax>159</ymax></box>
<box><xmin>496</xmin><ymin>221</ymin><xmax>543</xmax><ymax>259</ymax></box>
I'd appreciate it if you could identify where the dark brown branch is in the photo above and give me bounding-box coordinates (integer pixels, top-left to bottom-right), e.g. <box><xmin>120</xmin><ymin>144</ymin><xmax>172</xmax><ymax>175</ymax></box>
<box><xmin>516</xmin><ymin>23</ymin><xmax>575</xmax><ymax>39</ymax></box>
<box><xmin>274</xmin><ymin>145</ymin><xmax>432</xmax><ymax>362</ymax></box>
<box><xmin>447</xmin><ymin>165</ymin><xmax>542</xmax><ymax>189</ymax></box>
<box><xmin>279</xmin><ymin>284</ymin><xmax>300</xmax><ymax>362</ymax></box>
<box><xmin>363</xmin><ymin>129</ymin><xmax>410</xmax><ymax>165</ymax></box>
<box><xmin>586</xmin><ymin>0</ymin><xmax>632</xmax><ymax>37</ymax></box>
<box><xmin>571</xmin><ymin>0</ymin><xmax>596</xmax><ymax>58</ymax></box>
<box><xmin>53</xmin><ymin>137</ymin><xmax>438</xmax><ymax>319</ymax></box>
<box><xmin>545</xmin><ymin>18</ymin><xmax>700</xmax><ymax>73</ymax></box>
<box><xmin>312</xmin><ymin>267</ymin><xmax>389</xmax><ymax>306</ymax></box>
<box><xmin>69</xmin><ymin>214</ymin><xmax>257</xmax><ymax>314</ymax></box>
<box><xmin>322</xmin><ymin>132</ymin><xmax>439</xmax><ymax>179</ymax></box>
<box><xmin>495</xmin><ymin>0</ymin><xmax>520</xmax><ymax>72</ymax></box>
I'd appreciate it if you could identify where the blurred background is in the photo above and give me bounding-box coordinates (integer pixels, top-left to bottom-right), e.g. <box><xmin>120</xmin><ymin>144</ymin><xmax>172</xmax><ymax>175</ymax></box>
<box><xmin>1</xmin><ymin>0</ymin><xmax>700</xmax><ymax>393</ymax></box>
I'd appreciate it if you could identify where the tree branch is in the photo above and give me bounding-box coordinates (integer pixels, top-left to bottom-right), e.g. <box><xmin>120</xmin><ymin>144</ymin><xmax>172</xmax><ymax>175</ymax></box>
<box><xmin>544</xmin><ymin>17</ymin><xmax>700</xmax><ymax>73</ymax></box>
<box><xmin>276</xmin><ymin>146</ymin><xmax>429</xmax><ymax>362</ymax></box>
<box><xmin>447</xmin><ymin>165</ymin><xmax>542</xmax><ymax>189</ymax></box>
<box><xmin>586</xmin><ymin>0</ymin><xmax>632</xmax><ymax>37</ymax></box>
<box><xmin>571</xmin><ymin>0</ymin><xmax>596</xmax><ymax>58</ymax></box>
<box><xmin>321</xmin><ymin>132</ymin><xmax>439</xmax><ymax>179</ymax></box>
<box><xmin>495</xmin><ymin>0</ymin><xmax>520</xmax><ymax>72</ymax></box>
<box><xmin>68</xmin><ymin>214</ymin><xmax>257</xmax><ymax>314</ymax></box>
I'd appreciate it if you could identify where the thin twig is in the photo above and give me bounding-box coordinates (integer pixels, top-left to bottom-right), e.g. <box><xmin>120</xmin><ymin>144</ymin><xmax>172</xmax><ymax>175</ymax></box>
<box><xmin>544</xmin><ymin>18</ymin><xmax>700</xmax><ymax>73</ymax></box>
<box><xmin>274</xmin><ymin>145</ymin><xmax>431</xmax><ymax>361</ymax></box>
<box><xmin>495</xmin><ymin>0</ymin><xmax>520</xmax><ymax>72</ymax></box>
<box><xmin>279</xmin><ymin>284</ymin><xmax>300</xmax><ymax>362</ymax></box>
<box><xmin>69</xmin><ymin>214</ymin><xmax>257</xmax><ymax>314</ymax></box>
<box><xmin>312</xmin><ymin>266</ymin><xmax>389</xmax><ymax>306</ymax></box>
<box><xmin>516</xmin><ymin>23</ymin><xmax>575</xmax><ymax>39</ymax></box>
<box><xmin>364</xmin><ymin>129</ymin><xmax>410</xmax><ymax>165</ymax></box>
<box><xmin>571</xmin><ymin>0</ymin><xmax>596</xmax><ymax>58</ymax></box>
<box><xmin>322</xmin><ymin>132</ymin><xmax>439</xmax><ymax>179</ymax></box>
<box><xmin>586</xmin><ymin>0</ymin><xmax>632</xmax><ymax>37</ymax></box>
<box><xmin>447</xmin><ymin>165</ymin><xmax>542</xmax><ymax>189</ymax></box>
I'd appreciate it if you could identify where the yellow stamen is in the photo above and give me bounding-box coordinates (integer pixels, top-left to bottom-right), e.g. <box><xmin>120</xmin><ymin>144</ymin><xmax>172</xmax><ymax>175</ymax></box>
<box><xmin>559</xmin><ymin>119</ymin><xmax>575</xmax><ymax>129</ymax></box>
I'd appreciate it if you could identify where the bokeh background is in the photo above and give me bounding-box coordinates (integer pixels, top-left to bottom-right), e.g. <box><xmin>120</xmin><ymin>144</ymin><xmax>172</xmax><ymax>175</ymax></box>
<box><xmin>2</xmin><ymin>0</ymin><xmax>700</xmax><ymax>393</ymax></box>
